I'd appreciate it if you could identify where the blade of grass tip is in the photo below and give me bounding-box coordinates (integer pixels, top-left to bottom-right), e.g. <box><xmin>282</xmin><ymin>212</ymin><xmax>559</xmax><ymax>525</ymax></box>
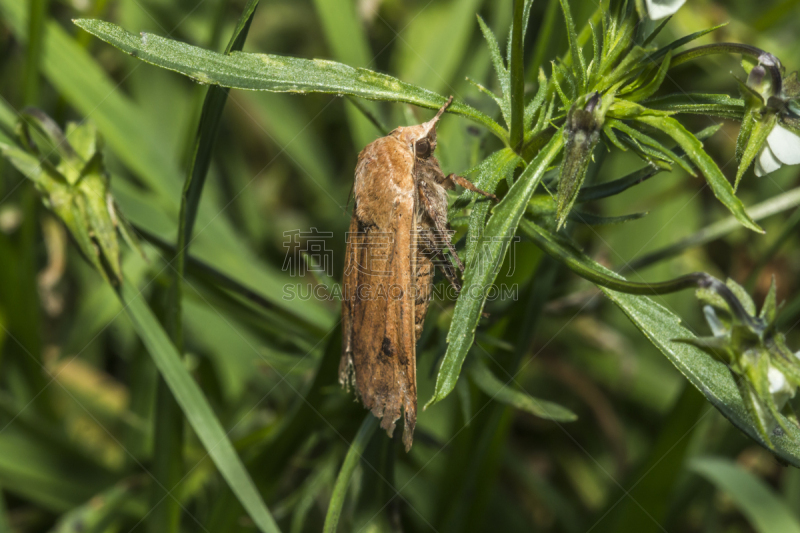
<box><xmin>509</xmin><ymin>0</ymin><xmax>525</xmax><ymax>151</ymax></box>
<box><xmin>323</xmin><ymin>415</ymin><xmax>378</xmax><ymax>533</ymax></box>
<box><xmin>23</xmin><ymin>0</ymin><xmax>49</xmax><ymax>105</ymax></box>
<box><xmin>118</xmin><ymin>280</ymin><xmax>281</xmax><ymax>533</ymax></box>
<box><xmin>152</xmin><ymin>3</ymin><xmax>260</xmax><ymax>532</ymax></box>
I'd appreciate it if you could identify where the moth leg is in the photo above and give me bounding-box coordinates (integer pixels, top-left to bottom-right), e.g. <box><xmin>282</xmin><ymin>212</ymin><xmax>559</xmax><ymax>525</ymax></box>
<box><xmin>418</xmin><ymin>180</ymin><xmax>465</xmax><ymax>271</ymax></box>
<box><xmin>418</xmin><ymin>228</ymin><xmax>461</xmax><ymax>292</ymax></box>
<box><xmin>446</xmin><ymin>173</ymin><xmax>498</xmax><ymax>201</ymax></box>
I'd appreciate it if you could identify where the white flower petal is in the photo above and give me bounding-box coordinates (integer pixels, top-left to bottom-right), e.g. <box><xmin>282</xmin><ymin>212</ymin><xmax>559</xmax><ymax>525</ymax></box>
<box><xmin>645</xmin><ymin>0</ymin><xmax>687</xmax><ymax>20</ymax></box>
<box><xmin>768</xmin><ymin>366</ymin><xmax>796</xmax><ymax>410</ymax></box>
<box><xmin>767</xmin><ymin>124</ymin><xmax>800</xmax><ymax>165</ymax></box>
<box><xmin>756</xmin><ymin>144</ymin><xmax>782</xmax><ymax>177</ymax></box>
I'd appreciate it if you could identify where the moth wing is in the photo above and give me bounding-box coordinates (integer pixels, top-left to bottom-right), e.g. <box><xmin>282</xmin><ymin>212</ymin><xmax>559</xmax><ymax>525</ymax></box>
<box><xmin>340</xmin><ymin>136</ymin><xmax>418</xmax><ymax>451</ymax></box>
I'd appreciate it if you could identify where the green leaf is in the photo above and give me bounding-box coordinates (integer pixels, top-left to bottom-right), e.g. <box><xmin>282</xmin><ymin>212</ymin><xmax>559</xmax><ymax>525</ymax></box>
<box><xmin>576</xmin><ymin>122</ymin><xmax>723</xmax><ymax>202</ymax></box>
<box><xmin>645</xmin><ymin>93</ymin><xmax>745</xmax><ymax>119</ymax></box>
<box><xmin>323</xmin><ymin>415</ymin><xmax>378</xmax><ymax>533</ymax></box>
<box><xmin>646</xmin><ymin>22</ymin><xmax>728</xmax><ymax>63</ymax></box>
<box><xmin>468</xmin><ymin>360</ymin><xmax>577</xmax><ymax>421</ymax></box>
<box><xmin>73</xmin><ymin>19</ymin><xmax>507</xmax><ymax>141</ymax></box>
<box><xmin>117</xmin><ymin>280</ymin><xmax>281</xmax><ymax>533</ymax></box>
<box><xmin>453</xmin><ymin>148</ymin><xmax>520</xmax><ymax>266</ymax></box>
<box><xmin>557</xmin><ymin>0</ymin><xmax>586</xmax><ymax>91</ymax></box>
<box><xmin>690</xmin><ymin>457</ymin><xmax>800</xmax><ymax>533</ymax></box>
<box><xmin>736</xmin><ymin>112</ymin><xmax>778</xmax><ymax>189</ymax></box>
<box><xmin>635</xmin><ymin>115</ymin><xmax>763</xmax><ymax>233</ymax></box>
<box><xmin>477</xmin><ymin>15</ymin><xmax>510</xmax><ymax>125</ymax></box>
<box><xmin>427</xmin><ymin>133</ymin><xmax>564</xmax><ymax>408</ymax></box>
<box><xmin>624</xmin><ymin>51</ymin><xmax>672</xmax><ymax>102</ymax></box>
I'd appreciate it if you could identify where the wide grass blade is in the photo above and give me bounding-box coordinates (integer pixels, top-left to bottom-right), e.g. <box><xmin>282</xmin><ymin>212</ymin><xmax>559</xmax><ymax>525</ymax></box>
<box><xmin>426</xmin><ymin>133</ymin><xmax>564</xmax><ymax>408</ymax></box>
<box><xmin>72</xmin><ymin>19</ymin><xmax>507</xmax><ymax>141</ymax></box>
<box><xmin>117</xmin><ymin>280</ymin><xmax>281</xmax><ymax>533</ymax></box>
<box><xmin>690</xmin><ymin>457</ymin><xmax>800</xmax><ymax>533</ymax></box>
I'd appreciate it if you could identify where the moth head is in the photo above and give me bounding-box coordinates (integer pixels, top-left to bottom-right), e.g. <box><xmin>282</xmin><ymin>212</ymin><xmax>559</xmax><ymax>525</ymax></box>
<box><xmin>392</xmin><ymin>96</ymin><xmax>454</xmax><ymax>160</ymax></box>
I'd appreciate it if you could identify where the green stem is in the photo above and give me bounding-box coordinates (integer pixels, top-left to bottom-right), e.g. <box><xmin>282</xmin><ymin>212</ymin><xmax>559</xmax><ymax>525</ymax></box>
<box><xmin>509</xmin><ymin>0</ymin><xmax>526</xmax><ymax>152</ymax></box>
<box><xmin>671</xmin><ymin>43</ymin><xmax>776</xmax><ymax>70</ymax></box>
<box><xmin>323</xmin><ymin>415</ymin><xmax>378</xmax><ymax>533</ymax></box>
<box><xmin>520</xmin><ymin>220</ymin><xmax>761</xmax><ymax>330</ymax></box>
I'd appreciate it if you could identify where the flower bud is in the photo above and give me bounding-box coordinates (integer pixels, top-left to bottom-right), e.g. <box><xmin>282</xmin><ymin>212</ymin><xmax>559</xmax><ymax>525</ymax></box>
<box><xmin>556</xmin><ymin>93</ymin><xmax>601</xmax><ymax>230</ymax></box>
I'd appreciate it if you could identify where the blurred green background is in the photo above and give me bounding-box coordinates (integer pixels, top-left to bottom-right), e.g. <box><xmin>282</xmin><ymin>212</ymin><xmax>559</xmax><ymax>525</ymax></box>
<box><xmin>1</xmin><ymin>0</ymin><xmax>800</xmax><ymax>531</ymax></box>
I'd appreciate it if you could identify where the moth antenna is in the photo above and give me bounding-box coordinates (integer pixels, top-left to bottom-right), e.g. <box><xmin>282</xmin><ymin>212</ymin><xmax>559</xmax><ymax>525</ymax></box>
<box><xmin>431</xmin><ymin>95</ymin><xmax>454</xmax><ymax>124</ymax></box>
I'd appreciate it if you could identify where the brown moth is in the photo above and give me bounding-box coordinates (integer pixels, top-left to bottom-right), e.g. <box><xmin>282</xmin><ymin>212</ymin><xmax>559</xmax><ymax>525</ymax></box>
<box><xmin>340</xmin><ymin>97</ymin><xmax>496</xmax><ymax>451</ymax></box>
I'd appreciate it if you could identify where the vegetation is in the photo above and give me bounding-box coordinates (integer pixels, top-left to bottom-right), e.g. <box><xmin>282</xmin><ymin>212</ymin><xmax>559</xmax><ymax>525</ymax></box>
<box><xmin>1</xmin><ymin>0</ymin><xmax>800</xmax><ymax>531</ymax></box>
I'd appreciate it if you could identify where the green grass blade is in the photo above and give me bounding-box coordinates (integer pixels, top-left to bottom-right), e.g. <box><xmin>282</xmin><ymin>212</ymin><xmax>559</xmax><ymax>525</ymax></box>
<box><xmin>72</xmin><ymin>19</ymin><xmax>507</xmax><ymax>141</ymax></box>
<box><xmin>468</xmin><ymin>360</ymin><xmax>577</xmax><ymax>421</ymax></box>
<box><xmin>690</xmin><ymin>458</ymin><xmax>800</xmax><ymax>533</ymax></box>
<box><xmin>635</xmin><ymin>115</ymin><xmax>762</xmax><ymax>233</ymax></box>
<box><xmin>117</xmin><ymin>280</ymin><xmax>281</xmax><ymax>533</ymax></box>
<box><xmin>323</xmin><ymin>415</ymin><xmax>378</xmax><ymax>533</ymax></box>
<box><xmin>426</xmin><ymin>132</ymin><xmax>564</xmax><ymax>408</ymax></box>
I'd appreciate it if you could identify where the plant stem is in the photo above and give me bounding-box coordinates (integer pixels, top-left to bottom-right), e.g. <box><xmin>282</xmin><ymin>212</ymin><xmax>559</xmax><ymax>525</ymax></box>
<box><xmin>671</xmin><ymin>43</ymin><xmax>776</xmax><ymax>70</ymax></box>
<box><xmin>324</xmin><ymin>415</ymin><xmax>378</xmax><ymax>533</ymax></box>
<box><xmin>509</xmin><ymin>0</ymin><xmax>526</xmax><ymax>152</ymax></box>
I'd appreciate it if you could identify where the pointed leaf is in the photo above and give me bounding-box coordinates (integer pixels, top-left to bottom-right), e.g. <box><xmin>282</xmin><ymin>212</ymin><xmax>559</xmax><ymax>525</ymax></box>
<box><xmin>72</xmin><ymin>19</ymin><xmax>507</xmax><ymax>141</ymax></box>
<box><xmin>427</xmin><ymin>133</ymin><xmax>564</xmax><ymax>408</ymax></box>
<box><xmin>635</xmin><ymin>115</ymin><xmax>763</xmax><ymax>232</ymax></box>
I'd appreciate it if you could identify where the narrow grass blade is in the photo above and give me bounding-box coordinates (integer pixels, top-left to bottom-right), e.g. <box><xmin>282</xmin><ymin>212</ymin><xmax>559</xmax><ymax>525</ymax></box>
<box><xmin>690</xmin><ymin>458</ymin><xmax>800</xmax><ymax>533</ymax></box>
<box><xmin>427</xmin><ymin>133</ymin><xmax>564</xmax><ymax>408</ymax></box>
<box><xmin>323</xmin><ymin>415</ymin><xmax>378</xmax><ymax>533</ymax></box>
<box><xmin>118</xmin><ymin>281</ymin><xmax>281</xmax><ymax>533</ymax></box>
<box><xmin>469</xmin><ymin>360</ymin><xmax>577</xmax><ymax>421</ymax></box>
<box><xmin>72</xmin><ymin>19</ymin><xmax>507</xmax><ymax>141</ymax></box>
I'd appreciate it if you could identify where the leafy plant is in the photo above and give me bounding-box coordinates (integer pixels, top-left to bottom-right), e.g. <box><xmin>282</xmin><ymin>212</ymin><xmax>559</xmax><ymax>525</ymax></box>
<box><xmin>2</xmin><ymin>0</ymin><xmax>800</xmax><ymax>532</ymax></box>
